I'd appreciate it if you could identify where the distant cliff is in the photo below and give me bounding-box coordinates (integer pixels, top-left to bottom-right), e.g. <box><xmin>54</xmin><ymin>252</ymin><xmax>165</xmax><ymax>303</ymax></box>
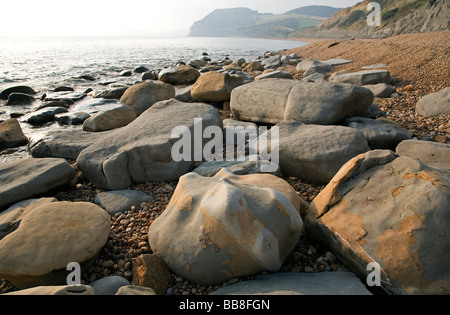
<box><xmin>188</xmin><ymin>6</ymin><xmax>340</xmax><ymax>38</ymax></box>
<box><xmin>289</xmin><ymin>0</ymin><xmax>450</xmax><ymax>39</ymax></box>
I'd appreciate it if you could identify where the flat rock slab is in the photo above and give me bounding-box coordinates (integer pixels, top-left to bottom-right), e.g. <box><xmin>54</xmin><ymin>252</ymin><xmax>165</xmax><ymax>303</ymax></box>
<box><xmin>210</xmin><ymin>271</ymin><xmax>372</xmax><ymax>295</ymax></box>
<box><xmin>44</xmin><ymin>91</ymin><xmax>86</xmax><ymax>102</ymax></box>
<box><xmin>76</xmin><ymin>99</ymin><xmax>222</xmax><ymax>190</ymax></box>
<box><xmin>71</xmin><ymin>98</ymin><xmax>123</xmax><ymax>115</ymax></box>
<box><xmin>0</xmin><ymin>201</ymin><xmax>110</xmax><ymax>289</ymax></box>
<box><xmin>94</xmin><ymin>190</ymin><xmax>154</xmax><ymax>216</ymax></box>
<box><xmin>321</xmin><ymin>58</ymin><xmax>354</xmax><ymax>66</ymax></box>
<box><xmin>0</xmin><ymin>158</ymin><xmax>76</xmax><ymax>210</ymax></box>
<box><xmin>28</xmin><ymin>129</ymin><xmax>108</xmax><ymax>160</ymax></box>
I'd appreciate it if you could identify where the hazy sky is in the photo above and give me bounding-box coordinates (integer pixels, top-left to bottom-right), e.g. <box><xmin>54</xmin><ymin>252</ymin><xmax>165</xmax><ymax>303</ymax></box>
<box><xmin>0</xmin><ymin>0</ymin><xmax>362</xmax><ymax>36</ymax></box>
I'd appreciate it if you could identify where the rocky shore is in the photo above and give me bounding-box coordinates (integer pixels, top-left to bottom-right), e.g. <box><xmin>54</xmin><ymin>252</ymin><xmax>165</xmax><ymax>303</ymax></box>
<box><xmin>0</xmin><ymin>31</ymin><xmax>449</xmax><ymax>296</ymax></box>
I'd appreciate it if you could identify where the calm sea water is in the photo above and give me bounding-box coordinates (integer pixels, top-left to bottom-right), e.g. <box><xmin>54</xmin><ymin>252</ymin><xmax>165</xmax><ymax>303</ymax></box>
<box><xmin>0</xmin><ymin>36</ymin><xmax>306</xmax><ymax>92</ymax></box>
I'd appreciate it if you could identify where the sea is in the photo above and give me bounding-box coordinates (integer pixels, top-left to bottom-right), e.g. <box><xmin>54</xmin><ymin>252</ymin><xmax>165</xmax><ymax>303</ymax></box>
<box><xmin>0</xmin><ymin>36</ymin><xmax>306</xmax><ymax>92</ymax></box>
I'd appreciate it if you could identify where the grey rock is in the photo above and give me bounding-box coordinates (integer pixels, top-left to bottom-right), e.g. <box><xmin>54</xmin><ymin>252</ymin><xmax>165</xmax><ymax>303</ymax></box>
<box><xmin>345</xmin><ymin>116</ymin><xmax>411</xmax><ymax>150</ymax></box>
<box><xmin>119</xmin><ymin>70</ymin><xmax>132</xmax><ymax>77</ymax></box>
<box><xmin>83</xmin><ymin>106</ymin><xmax>136</xmax><ymax>132</ymax></box>
<box><xmin>301</xmin><ymin>72</ymin><xmax>325</xmax><ymax>82</ymax></box>
<box><xmin>329</xmin><ymin>70</ymin><xmax>392</xmax><ymax>86</ymax></box>
<box><xmin>0</xmin><ymin>158</ymin><xmax>76</xmax><ymax>209</ymax></box>
<box><xmin>321</xmin><ymin>58</ymin><xmax>354</xmax><ymax>66</ymax></box>
<box><xmin>415</xmin><ymin>87</ymin><xmax>450</xmax><ymax>117</ymax></box>
<box><xmin>142</xmin><ymin>71</ymin><xmax>159</xmax><ymax>81</ymax></box>
<box><xmin>193</xmin><ymin>158</ymin><xmax>281</xmax><ymax>177</ymax></box>
<box><xmin>175</xmin><ymin>85</ymin><xmax>193</xmax><ymax>102</ymax></box>
<box><xmin>262</xmin><ymin>55</ymin><xmax>281</xmax><ymax>69</ymax></box>
<box><xmin>364</xmin><ymin>83</ymin><xmax>397</xmax><ymax>98</ymax></box>
<box><xmin>6</xmin><ymin>93</ymin><xmax>35</xmax><ymax>105</ymax></box>
<box><xmin>158</xmin><ymin>65</ymin><xmax>200</xmax><ymax>85</ymax></box>
<box><xmin>134</xmin><ymin>66</ymin><xmax>150</xmax><ymax>74</ymax></box>
<box><xmin>230</xmin><ymin>79</ymin><xmax>374</xmax><ymax>125</ymax></box>
<box><xmin>210</xmin><ymin>271</ymin><xmax>372</xmax><ymax>295</ymax></box>
<box><xmin>94</xmin><ymin>190</ymin><xmax>154</xmax><ymax>216</ymax></box>
<box><xmin>2</xmin><ymin>285</ymin><xmax>95</xmax><ymax>295</ymax></box>
<box><xmin>76</xmin><ymin>99</ymin><xmax>222</xmax><ymax>190</ymax></box>
<box><xmin>56</xmin><ymin>112</ymin><xmax>90</xmax><ymax>125</ymax></box>
<box><xmin>89</xmin><ymin>276</ymin><xmax>131</xmax><ymax>295</ymax></box>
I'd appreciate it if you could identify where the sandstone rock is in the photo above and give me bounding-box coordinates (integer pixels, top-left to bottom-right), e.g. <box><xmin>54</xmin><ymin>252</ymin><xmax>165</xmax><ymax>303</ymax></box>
<box><xmin>94</xmin><ymin>190</ymin><xmax>154</xmax><ymax>216</ymax></box>
<box><xmin>28</xmin><ymin>129</ymin><xmax>106</xmax><ymax>160</ymax></box>
<box><xmin>120</xmin><ymin>81</ymin><xmax>175</xmax><ymax>115</ymax></box>
<box><xmin>0</xmin><ymin>86</ymin><xmax>36</xmax><ymax>100</ymax></box>
<box><xmin>56</xmin><ymin>112</ymin><xmax>91</xmax><ymax>125</ymax></box>
<box><xmin>329</xmin><ymin>70</ymin><xmax>392</xmax><ymax>86</ymax></box>
<box><xmin>0</xmin><ymin>201</ymin><xmax>110</xmax><ymax>289</ymax></box>
<box><xmin>2</xmin><ymin>285</ymin><xmax>95</xmax><ymax>295</ymax></box>
<box><xmin>193</xmin><ymin>158</ymin><xmax>281</xmax><ymax>178</ymax></box>
<box><xmin>0</xmin><ymin>198</ymin><xmax>57</xmax><ymax>240</ymax></box>
<box><xmin>415</xmin><ymin>87</ymin><xmax>450</xmax><ymax>117</ymax></box>
<box><xmin>158</xmin><ymin>65</ymin><xmax>200</xmax><ymax>85</ymax></box>
<box><xmin>345</xmin><ymin>116</ymin><xmax>411</xmax><ymax>150</ymax></box>
<box><xmin>148</xmin><ymin>169</ymin><xmax>304</xmax><ymax>285</ymax></box>
<box><xmin>210</xmin><ymin>271</ymin><xmax>372</xmax><ymax>295</ymax></box>
<box><xmin>305</xmin><ymin>150</ymin><xmax>450</xmax><ymax>295</ymax></box>
<box><xmin>142</xmin><ymin>71</ymin><xmax>159</xmax><ymax>81</ymax></box>
<box><xmin>251</xmin><ymin>122</ymin><xmax>370</xmax><ymax>185</ymax></box>
<box><xmin>6</xmin><ymin>93</ymin><xmax>35</xmax><ymax>105</ymax></box>
<box><xmin>83</xmin><ymin>106</ymin><xmax>137</xmax><ymax>132</ymax></box>
<box><xmin>187</xmin><ymin>59</ymin><xmax>208</xmax><ymax>69</ymax></box>
<box><xmin>132</xmin><ymin>254</ymin><xmax>172</xmax><ymax>295</ymax></box>
<box><xmin>0</xmin><ymin>158</ymin><xmax>76</xmax><ymax>209</ymax></box>
<box><xmin>0</xmin><ymin>119</ymin><xmax>28</xmax><ymax>150</ymax></box>
<box><xmin>191</xmin><ymin>72</ymin><xmax>244</xmax><ymax>102</ymax></box>
<box><xmin>76</xmin><ymin>99</ymin><xmax>222</xmax><ymax>190</ymax></box>
<box><xmin>230</xmin><ymin>79</ymin><xmax>374</xmax><ymax>125</ymax></box>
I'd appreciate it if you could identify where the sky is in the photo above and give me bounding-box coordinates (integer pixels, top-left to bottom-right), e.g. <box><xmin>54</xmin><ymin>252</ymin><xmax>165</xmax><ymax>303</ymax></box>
<box><xmin>0</xmin><ymin>0</ymin><xmax>362</xmax><ymax>37</ymax></box>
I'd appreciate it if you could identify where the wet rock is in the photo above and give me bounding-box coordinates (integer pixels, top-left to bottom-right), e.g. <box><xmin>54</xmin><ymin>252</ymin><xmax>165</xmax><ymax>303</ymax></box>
<box><xmin>6</xmin><ymin>93</ymin><xmax>35</xmax><ymax>105</ymax></box>
<box><xmin>20</xmin><ymin>107</ymin><xmax>68</xmax><ymax>125</ymax></box>
<box><xmin>158</xmin><ymin>65</ymin><xmax>200</xmax><ymax>85</ymax></box>
<box><xmin>0</xmin><ymin>86</ymin><xmax>36</xmax><ymax>100</ymax></box>
<box><xmin>0</xmin><ymin>158</ymin><xmax>76</xmax><ymax>209</ymax></box>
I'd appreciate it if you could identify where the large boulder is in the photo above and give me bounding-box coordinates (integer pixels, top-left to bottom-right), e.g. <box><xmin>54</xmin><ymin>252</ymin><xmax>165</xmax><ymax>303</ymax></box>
<box><xmin>230</xmin><ymin>79</ymin><xmax>374</xmax><ymax>125</ymax></box>
<box><xmin>0</xmin><ymin>119</ymin><xmax>28</xmax><ymax>150</ymax></box>
<box><xmin>329</xmin><ymin>70</ymin><xmax>392</xmax><ymax>86</ymax></box>
<box><xmin>251</xmin><ymin>122</ymin><xmax>370</xmax><ymax>184</ymax></box>
<box><xmin>415</xmin><ymin>87</ymin><xmax>450</xmax><ymax>117</ymax></box>
<box><xmin>0</xmin><ymin>201</ymin><xmax>110</xmax><ymax>289</ymax></box>
<box><xmin>148</xmin><ymin>169</ymin><xmax>305</xmax><ymax>285</ymax></box>
<box><xmin>76</xmin><ymin>99</ymin><xmax>222</xmax><ymax>190</ymax></box>
<box><xmin>119</xmin><ymin>81</ymin><xmax>175</xmax><ymax>115</ymax></box>
<box><xmin>28</xmin><ymin>130</ymin><xmax>107</xmax><ymax>160</ymax></box>
<box><xmin>191</xmin><ymin>72</ymin><xmax>244</xmax><ymax>102</ymax></box>
<box><xmin>0</xmin><ymin>158</ymin><xmax>76</xmax><ymax>210</ymax></box>
<box><xmin>305</xmin><ymin>150</ymin><xmax>450</xmax><ymax>295</ymax></box>
<box><xmin>158</xmin><ymin>65</ymin><xmax>200</xmax><ymax>85</ymax></box>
